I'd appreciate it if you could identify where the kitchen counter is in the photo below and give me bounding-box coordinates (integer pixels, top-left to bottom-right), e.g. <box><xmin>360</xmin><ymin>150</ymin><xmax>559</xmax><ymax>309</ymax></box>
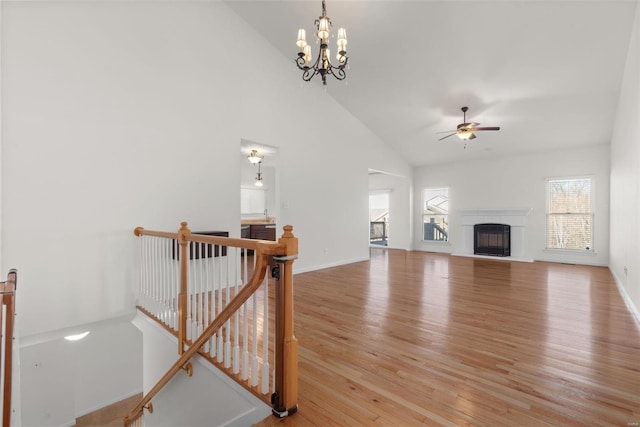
<box><xmin>241</xmin><ymin>219</ymin><xmax>276</xmax><ymax>226</ymax></box>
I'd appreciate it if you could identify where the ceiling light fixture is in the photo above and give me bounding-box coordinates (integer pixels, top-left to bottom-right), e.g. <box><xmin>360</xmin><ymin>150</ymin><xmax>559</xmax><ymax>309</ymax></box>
<box><xmin>295</xmin><ymin>0</ymin><xmax>348</xmax><ymax>85</ymax></box>
<box><xmin>255</xmin><ymin>162</ymin><xmax>264</xmax><ymax>187</ymax></box>
<box><xmin>457</xmin><ymin>128</ymin><xmax>474</xmax><ymax>140</ymax></box>
<box><xmin>247</xmin><ymin>149</ymin><xmax>264</xmax><ymax>164</ymax></box>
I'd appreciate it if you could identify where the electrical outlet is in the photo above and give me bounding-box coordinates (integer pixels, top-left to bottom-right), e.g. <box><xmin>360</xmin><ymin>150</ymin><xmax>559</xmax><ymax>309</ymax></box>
<box><xmin>624</xmin><ymin>266</ymin><xmax>628</xmax><ymax>276</ymax></box>
<box><xmin>323</xmin><ymin>248</ymin><xmax>328</xmax><ymax>256</ymax></box>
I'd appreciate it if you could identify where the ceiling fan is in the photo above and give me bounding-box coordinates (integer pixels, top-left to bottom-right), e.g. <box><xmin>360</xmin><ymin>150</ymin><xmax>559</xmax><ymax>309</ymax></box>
<box><xmin>437</xmin><ymin>106</ymin><xmax>500</xmax><ymax>143</ymax></box>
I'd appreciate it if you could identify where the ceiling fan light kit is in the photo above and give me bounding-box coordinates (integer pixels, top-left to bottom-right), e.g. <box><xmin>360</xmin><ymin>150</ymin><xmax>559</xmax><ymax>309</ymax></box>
<box><xmin>295</xmin><ymin>0</ymin><xmax>348</xmax><ymax>85</ymax></box>
<box><xmin>437</xmin><ymin>106</ymin><xmax>501</xmax><ymax>145</ymax></box>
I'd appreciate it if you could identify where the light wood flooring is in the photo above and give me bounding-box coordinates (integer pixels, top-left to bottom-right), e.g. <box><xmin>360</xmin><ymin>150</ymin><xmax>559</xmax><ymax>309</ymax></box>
<box><xmin>74</xmin><ymin>393</ymin><xmax>141</xmax><ymax>427</ymax></box>
<box><xmin>256</xmin><ymin>248</ymin><xmax>640</xmax><ymax>426</ymax></box>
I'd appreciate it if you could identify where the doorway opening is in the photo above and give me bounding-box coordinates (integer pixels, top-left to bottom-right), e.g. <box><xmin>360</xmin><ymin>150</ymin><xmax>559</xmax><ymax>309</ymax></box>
<box><xmin>240</xmin><ymin>139</ymin><xmax>279</xmax><ymax>245</ymax></box>
<box><xmin>369</xmin><ymin>191</ymin><xmax>389</xmax><ymax>246</ymax></box>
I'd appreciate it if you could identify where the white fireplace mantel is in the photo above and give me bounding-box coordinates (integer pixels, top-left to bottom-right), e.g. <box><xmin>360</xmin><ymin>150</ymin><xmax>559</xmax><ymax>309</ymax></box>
<box><xmin>454</xmin><ymin>208</ymin><xmax>534</xmax><ymax>262</ymax></box>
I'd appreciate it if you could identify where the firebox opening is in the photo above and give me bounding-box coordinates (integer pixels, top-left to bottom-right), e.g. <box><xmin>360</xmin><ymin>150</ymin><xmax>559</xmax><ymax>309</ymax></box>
<box><xmin>474</xmin><ymin>223</ymin><xmax>511</xmax><ymax>257</ymax></box>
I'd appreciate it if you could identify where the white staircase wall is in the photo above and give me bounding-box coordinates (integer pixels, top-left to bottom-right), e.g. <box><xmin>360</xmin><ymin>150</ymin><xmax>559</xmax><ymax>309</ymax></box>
<box><xmin>132</xmin><ymin>312</ymin><xmax>271</xmax><ymax>427</ymax></box>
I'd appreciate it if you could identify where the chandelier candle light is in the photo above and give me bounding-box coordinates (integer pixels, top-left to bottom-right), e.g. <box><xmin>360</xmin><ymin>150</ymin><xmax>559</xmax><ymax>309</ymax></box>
<box><xmin>295</xmin><ymin>0</ymin><xmax>348</xmax><ymax>85</ymax></box>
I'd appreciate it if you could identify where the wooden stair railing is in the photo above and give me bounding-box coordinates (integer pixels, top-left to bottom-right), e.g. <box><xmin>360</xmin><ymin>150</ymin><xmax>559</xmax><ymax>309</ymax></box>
<box><xmin>125</xmin><ymin>223</ymin><xmax>298</xmax><ymax>426</ymax></box>
<box><xmin>0</xmin><ymin>269</ymin><xmax>17</xmax><ymax>427</ymax></box>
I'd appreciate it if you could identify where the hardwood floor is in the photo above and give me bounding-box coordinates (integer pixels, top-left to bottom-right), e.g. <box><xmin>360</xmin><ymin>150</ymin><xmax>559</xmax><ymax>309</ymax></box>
<box><xmin>74</xmin><ymin>393</ymin><xmax>142</xmax><ymax>427</ymax></box>
<box><xmin>256</xmin><ymin>248</ymin><xmax>640</xmax><ymax>426</ymax></box>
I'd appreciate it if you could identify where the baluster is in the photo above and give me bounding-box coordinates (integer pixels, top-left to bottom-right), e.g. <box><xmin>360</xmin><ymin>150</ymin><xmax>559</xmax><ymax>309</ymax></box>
<box><xmin>186</xmin><ymin>241</ymin><xmax>193</xmax><ymax>342</ymax></box>
<box><xmin>203</xmin><ymin>242</ymin><xmax>210</xmax><ymax>353</ymax></box>
<box><xmin>251</xmin><ymin>275</ymin><xmax>259</xmax><ymax>387</ymax></box>
<box><xmin>224</xmin><ymin>249</ymin><xmax>231</xmax><ymax>369</ymax></box>
<box><xmin>195</xmin><ymin>243</ymin><xmax>203</xmax><ymax>342</ymax></box>
<box><xmin>162</xmin><ymin>238</ymin><xmax>168</xmax><ymax>324</ymax></box>
<box><xmin>241</xmin><ymin>251</ymin><xmax>249</xmax><ymax>381</ymax></box>
<box><xmin>139</xmin><ymin>236</ymin><xmax>145</xmax><ymax>308</ymax></box>
<box><xmin>147</xmin><ymin>237</ymin><xmax>154</xmax><ymax>312</ymax></box>
<box><xmin>261</xmin><ymin>273</ymin><xmax>270</xmax><ymax>394</ymax></box>
<box><xmin>144</xmin><ymin>236</ymin><xmax>150</xmax><ymax>310</ymax></box>
<box><xmin>136</xmin><ymin>236</ymin><xmax>141</xmax><ymax>307</ymax></box>
<box><xmin>171</xmin><ymin>241</ymin><xmax>178</xmax><ymax>331</ymax></box>
<box><xmin>216</xmin><ymin>245</ymin><xmax>224</xmax><ymax>363</ymax></box>
<box><xmin>156</xmin><ymin>237</ymin><xmax>162</xmax><ymax>320</ymax></box>
<box><xmin>165</xmin><ymin>238</ymin><xmax>171</xmax><ymax>320</ymax></box>
<box><xmin>151</xmin><ymin>237</ymin><xmax>158</xmax><ymax>317</ymax></box>
<box><xmin>191</xmin><ymin>243</ymin><xmax>198</xmax><ymax>342</ymax></box>
<box><xmin>211</xmin><ymin>246</ymin><xmax>217</xmax><ymax>359</ymax></box>
<box><xmin>233</xmin><ymin>247</ymin><xmax>240</xmax><ymax>374</ymax></box>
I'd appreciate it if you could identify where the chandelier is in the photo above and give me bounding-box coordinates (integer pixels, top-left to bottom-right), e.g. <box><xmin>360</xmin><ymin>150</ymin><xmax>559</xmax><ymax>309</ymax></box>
<box><xmin>247</xmin><ymin>149</ymin><xmax>263</xmax><ymax>164</ymax></box>
<box><xmin>295</xmin><ymin>0</ymin><xmax>348</xmax><ymax>85</ymax></box>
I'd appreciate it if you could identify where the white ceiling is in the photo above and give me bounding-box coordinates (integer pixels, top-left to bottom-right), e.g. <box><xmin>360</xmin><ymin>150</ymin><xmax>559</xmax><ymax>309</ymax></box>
<box><xmin>226</xmin><ymin>0</ymin><xmax>637</xmax><ymax>167</ymax></box>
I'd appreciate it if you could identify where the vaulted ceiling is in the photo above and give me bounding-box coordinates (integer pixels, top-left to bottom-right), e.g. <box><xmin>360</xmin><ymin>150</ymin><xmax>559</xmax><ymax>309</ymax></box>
<box><xmin>226</xmin><ymin>0</ymin><xmax>637</xmax><ymax>167</ymax></box>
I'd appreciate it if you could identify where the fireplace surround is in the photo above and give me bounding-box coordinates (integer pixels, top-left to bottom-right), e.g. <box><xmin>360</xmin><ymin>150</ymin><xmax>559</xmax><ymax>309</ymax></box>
<box><xmin>455</xmin><ymin>208</ymin><xmax>533</xmax><ymax>262</ymax></box>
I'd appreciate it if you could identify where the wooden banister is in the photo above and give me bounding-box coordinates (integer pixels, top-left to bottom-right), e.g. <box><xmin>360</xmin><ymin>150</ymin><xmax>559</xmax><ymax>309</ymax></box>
<box><xmin>135</xmin><ymin>226</ymin><xmax>282</xmax><ymax>253</ymax></box>
<box><xmin>129</xmin><ymin>223</ymin><xmax>298</xmax><ymax>425</ymax></box>
<box><xmin>1</xmin><ymin>269</ymin><xmax>17</xmax><ymax>427</ymax></box>
<box><xmin>126</xmin><ymin>223</ymin><xmax>291</xmax><ymax>425</ymax></box>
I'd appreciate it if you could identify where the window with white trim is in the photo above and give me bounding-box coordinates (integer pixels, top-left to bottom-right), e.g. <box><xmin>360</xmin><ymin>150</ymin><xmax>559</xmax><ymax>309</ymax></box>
<box><xmin>546</xmin><ymin>177</ymin><xmax>593</xmax><ymax>251</ymax></box>
<box><xmin>423</xmin><ymin>188</ymin><xmax>449</xmax><ymax>242</ymax></box>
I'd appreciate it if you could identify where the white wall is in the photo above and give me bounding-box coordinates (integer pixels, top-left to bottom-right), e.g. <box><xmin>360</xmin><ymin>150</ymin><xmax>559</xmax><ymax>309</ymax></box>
<box><xmin>19</xmin><ymin>317</ymin><xmax>141</xmax><ymax>427</ymax></box>
<box><xmin>413</xmin><ymin>145</ymin><xmax>610</xmax><ymax>266</ymax></box>
<box><xmin>610</xmin><ymin>3</ymin><xmax>640</xmax><ymax>319</ymax></box>
<box><xmin>0</xmin><ymin>1</ymin><xmax>410</xmax><ymax>339</ymax></box>
<box><xmin>369</xmin><ymin>172</ymin><xmax>412</xmax><ymax>250</ymax></box>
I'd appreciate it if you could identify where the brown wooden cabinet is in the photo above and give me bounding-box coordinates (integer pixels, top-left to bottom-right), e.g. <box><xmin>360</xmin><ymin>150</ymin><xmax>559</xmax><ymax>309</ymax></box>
<box><xmin>250</xmin><ymin>224</ymin><xmax>276</xmax><ymax>241</ymax></box>
<box><xmin>241</xmin><ymin>224</ymin><xmax>276</xmax><ymax>255</ymax></box>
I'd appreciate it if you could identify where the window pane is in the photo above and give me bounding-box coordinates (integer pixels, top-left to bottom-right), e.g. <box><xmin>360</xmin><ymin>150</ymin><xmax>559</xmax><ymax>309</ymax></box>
<box><xmin>547</xmin><ymin>214</ymin><xmax>593</xmax><ymax>250</ymax></box>
<box><xmin>548</xmin><ymin>178</ymin><xmax>591</xmax><ymax>214</ymax></box>
<box><xmin>423</xmin><ymin>188</ymin><xmax>448</xmax><ymax>241</ymax></box>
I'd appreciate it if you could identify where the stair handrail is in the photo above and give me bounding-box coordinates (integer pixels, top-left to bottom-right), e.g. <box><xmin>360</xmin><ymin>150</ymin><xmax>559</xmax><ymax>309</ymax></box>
<box><xmin>126</xmin><ymin>224</ymin><xmax>298</xmax><ymax>424</ymax></box>
<box><xmin>1</xmin><ymin>269</ymin><xmax>17</xmax><ymax>427</ymax></box>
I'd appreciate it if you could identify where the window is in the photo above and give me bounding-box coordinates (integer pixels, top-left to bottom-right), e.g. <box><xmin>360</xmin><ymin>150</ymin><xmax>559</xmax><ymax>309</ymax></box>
<box><xmin>423</xmin><ymin>188</ymin><xmax>449</xmax><ymax>242</ymax></box>
<box><xmin>546</xmin><ymin>177</ymin><xmax>593</xmax><ymax>251</ymax></box>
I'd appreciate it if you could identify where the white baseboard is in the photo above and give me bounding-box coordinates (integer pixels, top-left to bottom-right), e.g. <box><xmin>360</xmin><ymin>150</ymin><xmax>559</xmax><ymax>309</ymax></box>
<box><xmin>293</xmin><ymin>256</ymin><xmax>369</xmax><ymax>274</ymax></box>
<box><xmin>609</xmin><ymin>267</ymin><xmax>640</xmax><ymax>326</ymax></box>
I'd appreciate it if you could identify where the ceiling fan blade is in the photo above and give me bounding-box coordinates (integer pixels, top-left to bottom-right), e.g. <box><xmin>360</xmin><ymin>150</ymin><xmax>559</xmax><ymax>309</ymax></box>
<box><xmin>436</xmin><ymin>130</ymin><xmax>457</xmax><ymax>134</ymax></box>
<box><xmin>459</xmin><ymin>122</ymin><xmax>480</xmax><ymax>129</ymax></box>
<box><xmin>474</xmin><ymin>126</ymin><xmax>500</xmax><ymax>131</ymax></box>
<box><xmin>469</xmin><ymin>133</ymin><xmax>477</xmax><ymax>140</ymax></box>
<box><xmin>438</xmin><ymin>132</ymin><xmax>457</xmax><ymax>141</ymax></box>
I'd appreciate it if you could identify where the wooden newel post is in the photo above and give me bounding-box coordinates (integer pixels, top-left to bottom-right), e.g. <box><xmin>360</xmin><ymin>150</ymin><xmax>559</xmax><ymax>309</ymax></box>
<box><xmin>2</xmin><ymin>269</ymin><xmax>16</xmax><ymax>427</ymax></box>
<box><xmin>178</xmin><ymin>222</ymin><xmax>191</xmax><ymax>355</ymax></box>
<box><xmin>272</xmin><ymin>225</ymin><xmax>299</xmax><ymax>417</ymax></box>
